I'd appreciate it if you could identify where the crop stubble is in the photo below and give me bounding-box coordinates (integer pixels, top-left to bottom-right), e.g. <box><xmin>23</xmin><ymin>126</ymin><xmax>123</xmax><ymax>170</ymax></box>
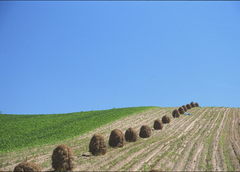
<box><xmin>0</xmin><ymin>107</ymin><xmax>239</xmax><ymax>171</ymax></box>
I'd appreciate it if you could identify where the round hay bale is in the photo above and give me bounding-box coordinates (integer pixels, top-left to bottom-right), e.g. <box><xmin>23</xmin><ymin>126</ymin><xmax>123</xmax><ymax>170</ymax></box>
<box><xmin>190</xmin><ymin>102</ymin><xmax>196</xmax><ymax>108</ymax></box>
<box><xmin>182</xmin><ymin>105</ymin><xmax>187</xmax><ymax>112</ymax></box>
<box><xmin>125</xmin><ymin>128</ymin><xmax>138</xmax><ymax>142</ymax></box>
<box><xmin>186</xmin><ymin>104</ymin><xmax>191</xmax><ymax>109</ymax></box>
<box><xmin>52</xmin><ymin>144</ymin><xmax>74</xmax><ymax>172</ymax></box>
<box><xmin>14</xmin><ymin>162</ymin><xmax>42</xmax><ymax>172</ymax></box>
<box><xmin>178</xmin><ymin>107</ymin><xmax>185</xmax><ymax>114</ymax></box>
<box><xmin>89</xmin><ymin>134</ymin><xmax>107</xmax><ymax>156</ymax></box>
<box><xmin>139</xmin><ymin>125</ymin><xmax>152</xmax><ymax>138</ymax></box>
<box><xmin>195</xmin><ymin>102</ymin><xmax>199</xmax><ymax>107</ymax></box>
<box><xmin>172</xmin><ymin>109</ymin><xmax>180</xmax><ymax>118</ymax></box>
<box><xmin>162</xmin><ymin>115</ymin><xmax>170</xmax><ymax>124</ymax></box>
<box><xmin>153</xmin><ymin>119</ymin><xmax>163</xmax><ymax>130</ymax></box>
<box><xmin>108</xmin><ymin>129</ymin><xmax>124</xmax><ymax>147</ymax></box>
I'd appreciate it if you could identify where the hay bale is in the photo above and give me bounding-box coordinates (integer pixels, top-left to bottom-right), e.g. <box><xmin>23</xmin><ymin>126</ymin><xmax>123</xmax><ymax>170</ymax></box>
<box><xmin>190</xmin><ymin>102</ymin><xmax>196</xmax><ymax>108</ymax></box>
<box><xmin>162</xmin><ymin>115</ymin><xmax>171</xmax><ymax>124</ymax></box>
<box><xmin>182</xmin><ymin>105</ymin><xmax>187</xmax><ymax>112</ymax></box>
<box><xmin>172</xmin><ymin>109</ymin><xmax>180</xmax><ymax>118</ymax></box>
<box><xmin>52</xmin><ymin>144</ymin><xmax>74</xmax><ymax>172</ymax></box>
<box><xmin>109</xmin><ymin>129</ymin><xmax>124</xmax><ymax>147</ymax></box>
<box><xmin>89</xmin><ymin>134</ymin><xmax>107</xmax><ymax>156</ymax></box>
<box><xmin>139</xmin><ymin>125</ymin><xmax>152</xmax><ymax>138</ymax></box>
<box><xmin>186</xmin><ymin>104</ymin><xmax>191</xmax><ymax>109</ymax></box>
<box><xmin>195</xmin><ymin>102</ymin><xmax>199</xmax><ymax>107</ymax></box>
<box><xmin>125</xmin><ymin>128</ymin><xmax>138</xmax><ymax>142</ymax></box>
<box><xmin>153</xmin><ymin>119</ymin><xmax>163</xmax><ymax>130</ymax></box>
<box><xmin>178</xmin><ymin>107</ymin><xmax>185</xmax><ymax>114</ymax></box>
<box><xmin>14</xmin><ymin>162</ymin><xmax>41</xmax><ymax>172</ymax></box>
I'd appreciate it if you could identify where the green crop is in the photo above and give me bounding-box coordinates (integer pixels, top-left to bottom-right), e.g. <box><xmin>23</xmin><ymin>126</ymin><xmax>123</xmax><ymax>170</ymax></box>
<box><xmin>0</xmin><ymin>106</ymin><xmax>155</xmax><ymax>154</ymax></box>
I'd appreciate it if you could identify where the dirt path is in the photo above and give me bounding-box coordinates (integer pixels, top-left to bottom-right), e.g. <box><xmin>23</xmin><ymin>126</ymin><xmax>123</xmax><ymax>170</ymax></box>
<box><xmin>1</xmin><ymin>107</ymin><xmax>240</xmax><ymax>172</ymax></box>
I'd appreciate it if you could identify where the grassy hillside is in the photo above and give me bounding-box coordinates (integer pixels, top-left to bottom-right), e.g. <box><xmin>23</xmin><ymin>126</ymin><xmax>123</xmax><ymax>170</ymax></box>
<box><xmin>0</xmin><ymin>106</ymin><xmax>155</xmax><ymax>153</ymax></box>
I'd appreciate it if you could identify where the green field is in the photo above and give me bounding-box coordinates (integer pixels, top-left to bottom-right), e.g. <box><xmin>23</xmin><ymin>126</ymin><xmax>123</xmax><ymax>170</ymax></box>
<box><xmin>0</xmin><ymin>106</ymin><xmax>155</xmax><ymax>153</ymax></box>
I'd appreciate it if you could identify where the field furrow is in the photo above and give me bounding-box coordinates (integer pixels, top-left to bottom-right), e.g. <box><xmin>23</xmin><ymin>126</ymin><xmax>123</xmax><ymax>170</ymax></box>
<box><xmin>1</xmin><ymin>107</ymin><xmax>240</xmax><ymax>172</ymax></box>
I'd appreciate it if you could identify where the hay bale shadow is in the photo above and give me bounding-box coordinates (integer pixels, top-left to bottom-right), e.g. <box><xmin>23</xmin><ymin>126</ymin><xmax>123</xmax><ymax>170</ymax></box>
<box><xmin>14</xmin><ymin>162</ymin><xmax>42</xmax><ymax>172</ymax></box>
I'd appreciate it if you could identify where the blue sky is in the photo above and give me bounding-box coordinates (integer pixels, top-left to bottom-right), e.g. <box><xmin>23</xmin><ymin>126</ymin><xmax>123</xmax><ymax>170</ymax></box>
<box><xmin>0</xmin><ymin>2</ymin><xmax>240</xmax><ymax>114</ymax></box>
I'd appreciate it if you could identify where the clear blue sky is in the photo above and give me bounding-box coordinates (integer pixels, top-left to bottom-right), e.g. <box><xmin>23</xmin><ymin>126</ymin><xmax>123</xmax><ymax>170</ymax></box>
<box><xmin>1</xmin><ymin>2</ymin><xmax>240</xmax><ymax>114</ymax></box>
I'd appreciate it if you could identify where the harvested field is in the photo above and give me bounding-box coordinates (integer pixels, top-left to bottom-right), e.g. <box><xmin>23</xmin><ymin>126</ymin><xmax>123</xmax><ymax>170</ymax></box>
<box><xmin>1</xmin><ymin>107</ymin><xmax>240</xmax><ymax>171</ymax></box>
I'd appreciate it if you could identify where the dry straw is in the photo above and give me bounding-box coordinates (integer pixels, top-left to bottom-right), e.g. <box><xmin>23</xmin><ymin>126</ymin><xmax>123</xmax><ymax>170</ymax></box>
<box><xmin>186</xmin><ymin>104</ymin><xmax>191</xmax><ymax>109</ymax></box>
<box><xmin>109</xmin><ymin>129</ymin><xmax>125</xmax><ymax>147</ymax></box>
<box><xmin>162</xmin><ymin>115</ymin><xmax>171</xmax><ymax>124</ymax></box>
<box><xmin>190</xmin><ymin>102</ymin><xmax>196</xmax><ymax>108</ymax></box>
<box><xmin>139</xmin><ymin>125</ymin><xmax>152</xmax><ymax>138</ymax></box>
<box><xmin>14</xmin><ymin>162</ymin><xmax>42</xmax><ymax>172</ymax></box>
<box><xmin>89</xmin><ymin>134</ymin><xmax>107</xmax><ymax>156</ymax></box>
<box><xmin>153</xmin><ymin>119</ymin><xmax>163</xmax><ymax>130</ymax></box>
<box><xmin>172</xmin><ymin>109</ymin><xmax>180</xmax><ymax>118</ymax></box>
<box><xmin>51</xmin><ymin>144</ymin><xmax>74</xmax><ymax>172</ymax></box>
<box><xmin>182</xmin><ymin>105</ymin><xmax>187</xmax><ymax>112</ymax></box>
<box><xmin>178</xmin><ymin>107</ymin><xmax>185</xmax><ymax>114</ymax></box>
<box><xmin>195</xmin><ymin>102</ymin><xmax>199</xmax><ymax>107</ymax></box>
<box><xmin>125</xmin><ymin>127</ymin><xmax>138</xmax><ymax>142</ymax></box>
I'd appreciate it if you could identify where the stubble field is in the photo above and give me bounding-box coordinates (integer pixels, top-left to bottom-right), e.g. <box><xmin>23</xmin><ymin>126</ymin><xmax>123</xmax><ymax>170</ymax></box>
<box><xmin>0</xmin><ymin>107</ymin><xmax>240</xmax><ymax>171</ymax></box>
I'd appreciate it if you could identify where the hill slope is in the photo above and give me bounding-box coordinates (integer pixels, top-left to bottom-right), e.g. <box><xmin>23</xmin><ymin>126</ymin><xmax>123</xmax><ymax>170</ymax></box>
<box><xmin>0</xmin><ymin>106</ymin><xmax>155</xmax><ymax>153</ymax></box>
<box><xmin>1</xmin><ymin>107</ymin><xmax>240</xmax><ymax>171</ymax></box>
